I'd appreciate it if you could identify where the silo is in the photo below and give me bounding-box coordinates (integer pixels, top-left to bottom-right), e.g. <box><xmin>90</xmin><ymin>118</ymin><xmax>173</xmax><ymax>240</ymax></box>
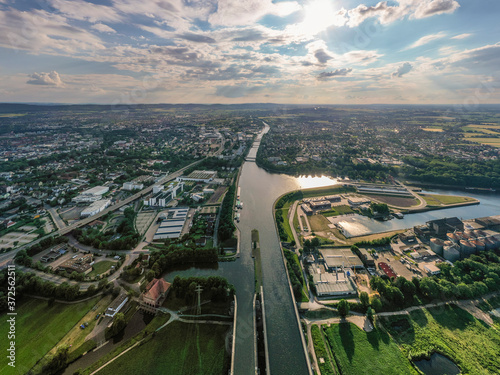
<box><xmin>430</xmin><ymin>238</ymin><xmax>445</xmax><ymax>256</ymax></box>
<box><xmin>492</xmin><ymin>235</ymin><xmax>500</xmax><ymax>249</ymax></box>
<box><xmin>447</xmin><ymin>233</ymin><xmax>459</xmax><ymax>243</ymax></box>
<box><xmin>455</xmin><ymin>231</ymin><xmax>464</xmax><ymax>240</ymax></box>
<box><xmin>473</xmin><ymin>229</ymin><xmax>486</xmax><ymax>237</ymax></box>
<box><xmin>482</xmin><ymin>237</ymin><xmax>496</xmax><ymax>250</ymax></box>
<box><xmin>460</xmin><ymin>240</ymin><xmax>476</xmax><ymax>257</ymax></box>
<box><xmin>464</xmin><ymin>229</ymin><xmax>475</xmax><ymax>237</ymax></box>
<box><xmin>443</xmin><ymin>246</ymin><xmax>460</xmax><ymax>262</ymax></box>
<box><xmin>463</xmin><ymin>231</ymin><xmax>475</xmax><ymax>240</ymax></box>
<box><xmin>444</xmin><ymin>240</ymin><xmax>454</xmax><ymax>247</ymax></box>
<box><xmin>472</xmin><ymin>239</ymin><xmax>485</xmax><ymax>252</ymax></box>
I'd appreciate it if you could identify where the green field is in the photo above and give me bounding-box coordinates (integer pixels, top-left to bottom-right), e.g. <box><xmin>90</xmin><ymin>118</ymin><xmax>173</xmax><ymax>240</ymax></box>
<box><xmin>419</xmin><ymin>193</ymin><xmax>477</xmax><ymax>207</ymax></box>
<box><xmin>97</xmin><ymin>321</ymin><xmax>230</xmax><ymax>375</ymax></box>
<box><xmin>311</xmin><ymin>325</ymin><xmax>337</xmax><ymax>375</ymax></box>
<box><xmin>0</xmin><ymin>297</ymin><xmax>100</xmax><ymax>375</ymax></box>
<box><xmin>324</xmin><ymin>323</ymin><xmax>417</xmax><ymax>375</ymax></box>
<box><xmin>278</xmin><ymin>207</ymin><xmax>294</xmax><ymax>242</ymax></box>
<box><xmin>322</xmin><ymin>205</ymin><xmax>355</xmax><ymax>217</ymax></box>
<box><xmin>88</xmin><ymin>260</ymin><xmax>117</xmax><ymax>276</ymax></box>
<box><xmin>382</xmin><ymin>305</ymin><xmax>500</xmax><ymax>374</ymax></box>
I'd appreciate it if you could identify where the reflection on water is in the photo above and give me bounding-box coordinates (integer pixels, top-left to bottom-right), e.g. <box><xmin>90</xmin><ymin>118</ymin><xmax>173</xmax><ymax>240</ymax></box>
<box><xmin>295</xmin><ymin>175</ymin><xmax>340</xmax><ymax>189</ymax></box>
<box><xmin>414</xmin><ymin>353</ymin><xmax>461</xmax><ymax>375</ymax></box>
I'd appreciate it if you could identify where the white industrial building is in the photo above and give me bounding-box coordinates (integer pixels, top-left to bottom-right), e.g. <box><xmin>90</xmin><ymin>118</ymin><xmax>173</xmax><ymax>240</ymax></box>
<box><xmin>176</xmin><ymin>170</ymin><xmax>217</xmax><ymax>183</ymax></box>
<box><xmin>122</xmin><ymin>182</ymin><xmax>144</xmax><ymax>191</ymax></box>
<box><xmin>153</xmin><ymin>208</ymin><xmax>189</xmax><ymax>240</ymax></box>
<box><xmin>73</xmin><ymin>186</ymin><xmax>109</xmax><ymax>203</ymax></box>
<box><xmin>144</xmin><ymin>182</ymin><xmax>184</xmax><ymax>208</ymax></box>
<box><xmin>81</xmin><ymin>199</ymin><xmax>111</xmax><ymax>218</ymax></box>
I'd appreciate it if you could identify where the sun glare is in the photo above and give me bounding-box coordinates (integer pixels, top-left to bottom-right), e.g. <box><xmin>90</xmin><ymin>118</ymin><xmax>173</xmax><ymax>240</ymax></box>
<box><xmin>300</xmin><ymin>0</ymin><xmax>339</xmax><ymax>36</ymax></box>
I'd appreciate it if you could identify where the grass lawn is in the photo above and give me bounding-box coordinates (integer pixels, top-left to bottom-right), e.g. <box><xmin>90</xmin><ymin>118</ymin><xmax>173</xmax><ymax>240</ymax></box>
<box><xmin>311</xmin><ymin>325</ymin><xmax>336</xmax><ymax>375</ymax></box>
<box><xmin>419</xmin><ymin>193</ymin><xmax>477</xmax><ymax>207</ymax></box>
<box><xmin>382</xmin><ymin>305</ymin><xmax>500</xmax><ymax>374</ymax></box>
<box><xmin>88</xmin><ymin>260</ymin><xmax>117</xmax><ymax>277</ymax></box>
<box><xmin>308</xmin><ymin>214</ymin><xmax>331</xmax><ymax>232</ymax></box>
<box><xmin>301</xmin><ymin>186</ymin><xmax>355</xmax><ymax>200</ymax></box>
<box><xmin>278</xmin><ymin>207</ymin><xmax>294</xmax><ymax>242</ymax></box>
<box><xmin>322</xmin><ymin>205</ymin><xmax>355</xmax><ymax>217</ymax></box>
<box><xmin>324</xmin><ymin>322</ymin><xmax>417</xmax><ymax>375</ymax></box>
<box><xmin>0</xmin><ymin>296</ymin><xmax>101</xmax><ymax>375</ymax></box>
<box><xmin>96</xmin><ymin>321</ymin><xmax>230</xmax><ymax>375</ymax></box>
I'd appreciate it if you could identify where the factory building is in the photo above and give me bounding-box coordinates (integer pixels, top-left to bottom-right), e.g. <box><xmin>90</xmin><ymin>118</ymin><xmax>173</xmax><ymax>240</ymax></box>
<box><xmin>72</xmin><ymin>186</ymin><xmax>109</xmax><ymax>203</ymax></box>
<box><xmin>80</xmin><ymin>199</ymin><xmax>111</xmax><ymax>218</ymax></box>
<box><xmin>122</xmin><ymin>181</ymin><xmax>144</xmax><ymax>191</ymax></box>
<box><xmin>309</xmin><ymin>200</ymin><xmax>331</xmax><ymax>210</ymax></box>
<box><xmin>144</xmin><ymin>182</ymin><xmax>184</xmax><ymax>208</ymax></box>
<box><xmin>320</xmin><ymin>248</ymin><xmax>364</xmax><ymax>271</ymax></box>
<box><xmin>347</xmin><ymin>197</ymin><xmax>371</xmax><ymax>207</ymax></box>
<box><xmin>176</xmin><ymin>170</ymin><xmax>217</xmax><ymax>183</ymax></box>
<box><xmin>153</xmin><ymin>208</ymin><xmax>189</xmax><ymax>240</ymax></box>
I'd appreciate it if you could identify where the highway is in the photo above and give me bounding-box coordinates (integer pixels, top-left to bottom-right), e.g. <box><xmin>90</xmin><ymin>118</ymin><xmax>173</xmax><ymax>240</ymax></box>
<box><xmin>0</xmin><ymin>159</ymin><xmax>203</xmax><ymax>270</ymax></box>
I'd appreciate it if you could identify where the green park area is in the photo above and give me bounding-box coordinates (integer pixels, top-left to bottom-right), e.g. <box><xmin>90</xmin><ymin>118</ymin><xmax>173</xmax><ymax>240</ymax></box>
<box><xmin>322</xmin><ymin>205</ymin><xmax>355</xmax><ymax>217</ymax></box>
<box><xmin>324</xmin><ymin>322</ymin><xmax>417</xmax><ymax>375</ymax></box>
<box><xmin>419</xmin><ymin>193</ymin><xmax>478</xmax><ymax>207</ymax></box>
<box><xmin>0</xmin><ymin>297</ymin><xmax>100</xmax><ymax>375</ymax></box>
<box><xmin>96</xmin><ymin>321</ymin><xmax>230</xmax><ymax>375</ymax></box>
<box><xmin>88</xmin><ymin>260</ymin><xmax>117</xmax><ymax>277</ymax></box>
<box><xmin>382</xmin><ymin>305</ymin><xmax>500</xmax><ymax>374</ymax></box>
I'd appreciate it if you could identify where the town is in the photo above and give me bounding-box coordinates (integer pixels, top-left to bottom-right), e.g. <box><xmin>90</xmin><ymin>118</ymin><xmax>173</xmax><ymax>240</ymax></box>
<box><xmin>1</xmin><ymin>104</ymin><xmax>500</xmax><ymax>375</ymax></box>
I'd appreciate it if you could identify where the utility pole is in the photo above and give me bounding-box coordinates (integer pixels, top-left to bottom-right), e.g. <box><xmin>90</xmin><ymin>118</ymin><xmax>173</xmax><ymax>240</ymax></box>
<box><xmin>195</xmin><ymin>284</ymin><xmax>203</xmax><ymax>315</ymax></box>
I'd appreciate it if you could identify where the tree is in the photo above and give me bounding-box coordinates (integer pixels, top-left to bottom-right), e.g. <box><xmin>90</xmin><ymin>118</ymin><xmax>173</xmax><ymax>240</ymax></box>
<box><xmin>359</xmin><ymin>291</ymin><xmax>369</xmax><ymax>308</ymax></box>
<box><xmin>366</xmin><ymin>306</ymin><xmax>374</xmax><ymax>323</ymax></box>
<box><xmin>146</xmin><ymin>269</ymin><xmax>156</xmax><ymax>282</ymax></box>
<box><xmin>337</xmin><ymin>299</ymin><xmax>350</xmax><ymax>318</ymax></box>
<box><xmin>370</xmin><ymin>295</ymin><xmax>382</xmax><ymax>312</ymax></box>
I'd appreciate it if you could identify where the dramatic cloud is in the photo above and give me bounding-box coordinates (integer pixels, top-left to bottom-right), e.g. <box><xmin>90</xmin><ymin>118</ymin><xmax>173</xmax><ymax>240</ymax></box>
<box><xmin>406</xmin><ymin>32</ymin><xmax>446</xmax><ymax>49</ymax></box>
<box><xmin>49</xmin><ymin>0</ymin><xmax>122</xmax><ymax>23</ymax></box>
<box><xmin>391</xmin><ymin>62</ymin><xmax>412</xmax><ymax>78</ymax></box>
<box><xmin>317</xmin><ymin>68</ymin><xmax>352</xmax><ymax>80</ymax></box>
<box><xmin>346</xmin><ymin>0</ymin><xmax>460</xmax><ymax>27</ymax></box>
<box><xmin>209</xmin><ymin>0</ymin><xmax>301</xmax><ymax>26</ymax></box>
<box><xmin>27</xmin><ymin>71</ymin><xmax>63</xmax><ymax>86</ymax></box>
<box><xmin>314</xmin><ymin>49</ymin><xmax>333</xmax><ymax>64</ymax></box>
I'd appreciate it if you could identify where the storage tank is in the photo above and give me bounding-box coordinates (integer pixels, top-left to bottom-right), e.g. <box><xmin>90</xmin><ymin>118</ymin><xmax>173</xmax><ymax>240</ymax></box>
<box><xmin>492</xmin><ymin>235</ymin><xmax>500</xmax><ymax>249</ymax></box>
<box><xmin>455</xmin><ymin>231</ymin><xmax>464</xmax><ymax>240</ymax></box>
<box><xmin>446</xmin><ymin>233</ymin><xmax>459</xmax><ymax>243</ymax></box>
<box><xmin>444</xmin><ymin>240</ymin><xmax>454</xmax><ymax>247</ymax></box>
<box><xmin>482</xmin><ymin>237</ymin><xmax>496</xmax><ymax>250</ymax></box>
<box><xmin>463</xmin><ymin>231</ymin><xmax>475</xmax><ymax>240</ymax></box>
<box><xmin>473</xmin><ymin>229</ymin><xmax>486</xmax><ymax>237</ymax></box>
<box><xmin>430</xmin><ymin>238</ymin><xmax>445</xmax><ymax>256</ymax></box>
<box><xmin>464</xmin><ymin>229</ymin><xmax>475</xmax><ymax>238</ymax></box>
<box><xmin>443</xmin><ymin>246</ymin><xmax>460</xmax><ymax>262</ymax></box>
<box><xmin>472</xmin><ymin>239</ymin><xmax>485</xmax><ymax>252</ymax></box>
<box><xmin>460</xmin><ymin>240</ymin><xmax>476</xmax><ymax>257</ymax></box>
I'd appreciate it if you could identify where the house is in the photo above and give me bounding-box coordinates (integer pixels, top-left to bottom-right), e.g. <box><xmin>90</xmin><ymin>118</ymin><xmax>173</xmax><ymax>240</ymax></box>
<box><xmin>140</xmin><ymin>278</ymin><xmax>171</xmax><ymax>314</ymax></box>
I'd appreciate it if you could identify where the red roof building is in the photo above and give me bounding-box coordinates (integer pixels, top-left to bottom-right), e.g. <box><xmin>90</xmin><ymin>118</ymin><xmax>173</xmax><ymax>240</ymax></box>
<box><xmin>378</xmin><ymin>262</ymin><xmax>397</xmax><ymax>278</ymax></box>
<box><xmin>140</xmin><ymin>278</ymin><xmax>171</xmax><ymax>314</ymax></box>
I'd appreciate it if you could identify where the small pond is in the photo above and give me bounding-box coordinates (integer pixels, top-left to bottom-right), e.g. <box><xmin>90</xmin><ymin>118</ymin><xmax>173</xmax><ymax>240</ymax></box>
<box><xmin>414</xmin><ymin>353</ymin><xmax>460</xmax><ymax>375</ymax></box>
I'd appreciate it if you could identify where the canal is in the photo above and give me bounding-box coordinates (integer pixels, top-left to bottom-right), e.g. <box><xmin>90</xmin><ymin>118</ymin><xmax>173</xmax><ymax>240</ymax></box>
<box><xmin>68</xmin><ymin>122</ymin><xmax>500</xmax><ymax>374</ymax></box>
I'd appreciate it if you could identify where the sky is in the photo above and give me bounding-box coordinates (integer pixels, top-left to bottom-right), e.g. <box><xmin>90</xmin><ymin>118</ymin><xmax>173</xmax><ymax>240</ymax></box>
<box><xmin>0</xmin><ymin>0</ymin><xmax>499</xmax><ymax>105</ymax></box>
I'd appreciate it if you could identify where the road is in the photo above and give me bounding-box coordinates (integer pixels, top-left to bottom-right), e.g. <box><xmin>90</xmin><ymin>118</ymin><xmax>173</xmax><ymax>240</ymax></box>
<box><xmin>46</xmin><ymin>206</ymin><xmax>67</xmax><ymax>230</ymax></box>
<box><xmin>0</xmin><ymin>159</ymin><xmax>203</xmax><ymax>270</ymax></box>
